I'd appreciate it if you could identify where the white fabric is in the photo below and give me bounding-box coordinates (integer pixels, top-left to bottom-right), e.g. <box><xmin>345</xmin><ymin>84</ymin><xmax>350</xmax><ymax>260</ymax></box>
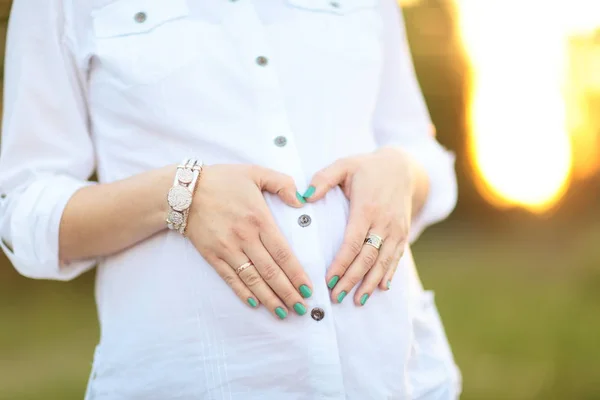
<box><xmin>0</xmin><ymin>0</ymin><xmax>460</xmax><ymax>398</ymax></box>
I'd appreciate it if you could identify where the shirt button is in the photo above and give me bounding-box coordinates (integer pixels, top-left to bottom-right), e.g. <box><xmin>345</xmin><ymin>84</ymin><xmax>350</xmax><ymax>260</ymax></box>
<box><xmin>134</xmin><ymin>12</ymin><xmax>147</xmax><ymax>23</ymax></box>
<box><xmin>256</xmin><ymin>56</ymin><xmax>269</xmax><ymax>67</ymax></box>
<box><xmin>311</xmin><ymin>307</ymin><xmax>325</xmax><ymax>321</ymax></box>
<box><xmin>298</xmin><ymin>214</ymin><xmax>311</xmax><ymax>227</ymax></box>
<box><xmin>273</xmin><ymin>136</ymin><xmax>287</xmax><ymax>147</ymax></box>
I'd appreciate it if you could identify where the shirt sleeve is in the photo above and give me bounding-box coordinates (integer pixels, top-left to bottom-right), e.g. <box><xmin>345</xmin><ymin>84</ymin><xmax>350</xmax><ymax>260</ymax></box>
<box><xmin>0</xmin><ymin>0</ymin><xmax>98</xmax><ymax>280</ymax></box>
<box><xmin>373</xmin><ymin>0</ymin><xmax>458</xmax><ymax>242</ymax></box>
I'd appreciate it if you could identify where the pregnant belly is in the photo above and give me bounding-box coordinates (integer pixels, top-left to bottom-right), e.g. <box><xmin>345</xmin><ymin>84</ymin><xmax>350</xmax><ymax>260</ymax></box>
<box><xmin>90</xmin><ymin>186</ymin><xmax>427</xmax><ymax>398</ymax></box>
<box><xmin>95</xmin><ymin>185</ymin><xmax>350</xmax><ymax>329</ymax></box>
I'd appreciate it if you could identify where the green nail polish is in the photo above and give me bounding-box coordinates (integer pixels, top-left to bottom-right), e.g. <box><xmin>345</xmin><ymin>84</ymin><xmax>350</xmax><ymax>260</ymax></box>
<box><xmin>386</xmin><ymin>280</ymin><xmax>391</xmax><ymax>290</ymax></box>
<box><xmin>293</xmin><ymin>303</ymin><xmax>307</xmax><ymax>315</ymax></box>
<box><xmin>337</xmin><ymin>291</ymin><xmax>347</xmax><ymax>303</ymax></box>
<box><xmin>302</xmin><ymin>186</ymin><xmax>316</xmax><ymax>198</ymax></box>
<box><xmin>327</xmin><ymin>276</ymin><xmax>340</xmax><ymax>289</ymax></box>
<box><xmin>296</xmin><ymin>191</ymin><xmax>307</xmax><ymax>204</ymax></box>
<box><xmin>360</xmin><ymin>293</ymin><xmax>369</xmax><ymax>306</ymax></box>
<box><xmin>247</xmin><ymin>298</ymin><xmax>258</xmax><ymax>308</ymax></box>
<box><xmin>275</xmin><ymin>307</ymin><xmax>288</xmax><ymax>320</ymax></box>
<box><xmin>299</xmin><ymin>285</ymin><xmax>312</xmax><ymax>298</ymax></box>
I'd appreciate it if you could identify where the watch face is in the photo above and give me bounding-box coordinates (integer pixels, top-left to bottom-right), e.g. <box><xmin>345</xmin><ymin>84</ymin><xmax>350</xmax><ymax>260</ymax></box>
<box><xmin>167</xmin><ymin>209</ymin><xmax>185</xmax><ymax>227</ymax></box>
<box><xmin>168</xmin><ymin>185</ymin><xmax>193</xmax><ymax>212</ymax></box>
<box><xmin>177</xmin><ymin>168</ymin><xmax>194</xmax><ymax>184</ymax></box>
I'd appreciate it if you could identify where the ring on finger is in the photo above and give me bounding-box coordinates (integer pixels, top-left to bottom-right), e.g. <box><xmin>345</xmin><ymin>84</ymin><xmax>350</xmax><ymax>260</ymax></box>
<box><xmin>364</xmin><ymin>233</ymin><xmax>384</xmax><ymax>251</ymax></box>
<box><xmin>235</xmin><ymin>261</ymin><xmax>254</xmax><ymax>275</ymax></box>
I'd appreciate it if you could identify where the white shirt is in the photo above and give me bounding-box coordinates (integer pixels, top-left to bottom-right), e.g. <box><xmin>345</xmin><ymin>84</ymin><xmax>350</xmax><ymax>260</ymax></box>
<box><xmin>0</xmin><ymin>0</ymin><xmax>461</xmax><ymax>399</ymax></box>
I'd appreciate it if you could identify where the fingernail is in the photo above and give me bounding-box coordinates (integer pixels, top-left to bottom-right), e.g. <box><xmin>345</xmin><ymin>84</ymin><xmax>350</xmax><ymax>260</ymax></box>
<box><xmin>247</xmin><ymin>298</ymin><xmax>258</xmax><ymax>308</ymax></box>
<box><xmin>275</xmin><ymin>307</ymin><xmax>288</xmax><ymax>320</ymax></box>
<box><xmin>327</xmin><ymin>276</ymin><xmax>340</xmax><ymax>289</ymax></box>
<box><xmin>296</xmin><ymin>191</ymin><xmax>307</xmax><ymax>204</ymax></box>
<box><xmin>302</xmin><ymin>186</ymin><xmax>316</xmax><ymax>199</ymax></box>
<box><xmin>337</xmin><ymin>291</ymin><xmax>347</xmax><ymax>303</ymax></box>
<box><xmin>299</xmin><ymin>284</ymin><xmax>312</xmax><ymax>298</ymax></box>
<box><xmin>293</xmin><ymin>303</ymin><xmax>307</xmax><ymax>316</ymax></box>
<box><xmin>386</xmin><ymin>280</ymin><xmax>391</xmax><ymax>290</ymax></box>
<box><xmin>360</xmin><ymin>293</ymin><xmax>369</xmax><ymax>306</ymax></box>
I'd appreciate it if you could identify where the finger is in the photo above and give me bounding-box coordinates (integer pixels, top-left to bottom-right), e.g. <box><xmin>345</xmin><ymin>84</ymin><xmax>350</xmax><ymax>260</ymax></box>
<box><xmin>303</xmin><ymin>159</ymin><xmax>352</xmax><ymax>202</ymax></box>
<box><xmin>244</xmin><ymin>241</ymin><xmax>308</xmax><ymax>316</ymax></box>
<box><xmin>325</xmin><ymin>206</ymin><xmax>370</xmax><ymax>291</ymax></box>
<box><xmin>251</xmin><ymin>166</ymin><xmax>305</xmax><ymax>208</ymax></box>
<box><xmin>331</xmin><ymin>235</ymin><xmax>381</xmax><ymax>304</ymax></box>
<box><xmin>259</xmin><ymin>222</ymin><xmax>313</xmax><ymax>300</ymax></box>
<box><xmin>379</xmin><ymin>241</ymin><xmax>407</xmax><ymax>290</ymax></box>
<box><xmin>225</xmin><ymin>253</ymin><xmax>289</xmax><ymax>320</ymax></box>
<box><xmin>211</xmin><ymin>258</ymin><xmax>260</xmax><ymax>309</ymax></box>
<box><xmin>356</xmin><ymin>241</ymin><xmax>398</xmax><ymax>305</ymax></box>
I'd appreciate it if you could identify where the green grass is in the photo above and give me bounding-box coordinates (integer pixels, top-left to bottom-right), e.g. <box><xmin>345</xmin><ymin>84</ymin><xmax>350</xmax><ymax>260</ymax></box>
<box><xmin>1</xmin><ymin>221</ymin><xmax>599</xmax><ymax>400</ymax></box>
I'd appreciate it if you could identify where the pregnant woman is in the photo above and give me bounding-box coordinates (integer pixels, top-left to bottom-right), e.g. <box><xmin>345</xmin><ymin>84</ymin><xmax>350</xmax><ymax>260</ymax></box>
<box><xmin>0</xmin><ymin>0</ymin><xmax>460</xmax><ymax>399</ymax></box>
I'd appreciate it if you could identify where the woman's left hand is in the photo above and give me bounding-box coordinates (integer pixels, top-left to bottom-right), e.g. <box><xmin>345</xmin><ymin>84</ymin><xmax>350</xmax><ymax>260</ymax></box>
<box><xmin>303</xmin><ymin>147</ymin><xmax>420</xmax><ymax>306</ymax></box>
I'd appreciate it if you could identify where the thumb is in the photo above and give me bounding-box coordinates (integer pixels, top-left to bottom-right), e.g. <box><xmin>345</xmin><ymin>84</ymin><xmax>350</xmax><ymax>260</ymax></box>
<box><xmin>303</xmin><ymin>159</ymin><xmax>352</xmax><ymax>203</ymax></box>
<box><xmin>251</xmin><ymin>166</ymin><xmax>305</xmax><ymax>208</ymax></box>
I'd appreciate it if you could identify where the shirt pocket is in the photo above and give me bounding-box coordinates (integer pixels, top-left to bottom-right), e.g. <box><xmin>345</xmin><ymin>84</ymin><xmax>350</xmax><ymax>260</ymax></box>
<box><xmin>283</xmin><ymin>0</ymin><xmax>382</xmax><ymax>62</ymax></box>
<box><xmin>91</xmin><ymin>0</ymin><xmax>200</xmax><ymax>87</ymax></box>
<box><xmin>286</xmin><ymin>0</ymin><xmax>378</xmax><ymax>15</ymax></box>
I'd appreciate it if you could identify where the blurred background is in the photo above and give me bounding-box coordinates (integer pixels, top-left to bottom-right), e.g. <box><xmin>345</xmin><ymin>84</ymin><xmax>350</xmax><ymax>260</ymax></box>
<box><xmin>1</xmin><ymin>0</ymin><xmax>600</xmax><ymax>399</ymax></box>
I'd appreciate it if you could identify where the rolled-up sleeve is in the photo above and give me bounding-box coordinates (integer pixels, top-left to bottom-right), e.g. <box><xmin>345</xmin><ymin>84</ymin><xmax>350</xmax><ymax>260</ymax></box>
<box><xmin>0</xmin><ymin>0</ymin><xmax>97</xmax><ymax>280</ymax></box>
<box><xmin>373</xmin><ymin>0</ymin><xmax>458</xmax><ymax>242</ymax></box>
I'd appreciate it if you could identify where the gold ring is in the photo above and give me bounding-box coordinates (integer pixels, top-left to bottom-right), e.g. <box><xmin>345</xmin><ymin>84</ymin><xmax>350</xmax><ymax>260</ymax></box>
<box><xmin>235</xmin><ymin>261</ymin><xmax>254</xmax><ymax>275</ymax></box>
<box><xmin>364</xmin><ymin>233</ymin><xmax>384</xmax><ymax>251</ymax></box>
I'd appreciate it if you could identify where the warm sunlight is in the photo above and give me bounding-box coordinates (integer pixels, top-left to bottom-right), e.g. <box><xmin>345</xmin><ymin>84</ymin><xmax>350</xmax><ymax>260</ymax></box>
<box><xmin>400</xmin><ymin>0</ymin><xmax>600</xmax><ymax>212</ymax></box>
<box><xmin>563</xmin><ymin>2</ymin><xmax>600</xmax><ymax>180</ymax></box>
<box><xmin>452</xmin><ymin>1</ymin><xmax>600</xmax><ymax>212</ymax></box>
<box><xmin>454</xmin><ymin>1</ymin><xmax>573</xmax><ymax>213</ymax></box>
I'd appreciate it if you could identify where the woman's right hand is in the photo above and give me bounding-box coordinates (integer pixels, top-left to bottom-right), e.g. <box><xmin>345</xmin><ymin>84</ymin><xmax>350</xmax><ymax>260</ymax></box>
<box><xmin>186</xmin><ymin>164</ymin><xmax>312</xmax><ymax>320</ymax></box>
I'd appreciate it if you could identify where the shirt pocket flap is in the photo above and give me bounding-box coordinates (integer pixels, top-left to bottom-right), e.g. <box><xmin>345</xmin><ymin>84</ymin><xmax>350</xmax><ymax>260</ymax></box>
<box><xmin>92</xmin><ymin>0</ymin><xmax>190</xmax><ymax>38</ymax></box>
<box><xmin>286</xmin><ymin>0</ymin><xmax>378</xmax><ymax>15</ymax></box>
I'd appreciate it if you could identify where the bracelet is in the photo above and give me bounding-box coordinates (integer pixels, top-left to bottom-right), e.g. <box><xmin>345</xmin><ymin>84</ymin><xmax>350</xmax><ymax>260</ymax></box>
<box><xmin>166</xmin><ymin>158</ymin><xmax>202</xmax><ymax>235</ymax></box>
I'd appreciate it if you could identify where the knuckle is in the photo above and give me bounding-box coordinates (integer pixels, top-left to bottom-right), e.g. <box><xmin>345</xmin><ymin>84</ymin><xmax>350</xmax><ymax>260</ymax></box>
<box><xmin>213</xmin><ymin>235</ymin><xmax>228</xmax><ymax>248</ymax></box>
<box><xmin>230</xmin><ymin>225</ymin><xmax>251</xmax><ymax>242</ymax></box>
<box><xmin>379</xmin><ymin>255</ymin><xmax>395</xmax><ymax>271</ymax></box>
<box><xmin>382</xmin><ymin>212</ymin><xmax>396</xmax><ymax>227</ymax></box>
<box><xmin>272</xmin><ymin>247</ymin><xmax>292</xmax><ymax>264</ymax></box>
<box><xmin>285</xmin><ymin>270</ymin><xmax>304</xmax><ymax>284</ymax></box>
<box><xmin>262</xmin><ymin>294</ymin><xmax>280</xmax><ymax>307</ymax></box>
<box><xmin>247</xmin><ymin>165</ymin><xmax>261</xmax><ymax>179</ymax></box>
<box><xmin>362</xmin><ymin>201</ymin><xmax>379</xmax><ymax>216</ymax></box>
<box><xmin>215</xmin><ymin>238</ymin><xmax>233</xmax><ymax>254</ymax></box>
<box><xmin>231</xmin><ymin>285</ymin><xmax>246</xmax><ymax>298</ymax></box>
<box><xmin>203</xmin><ymin>252</ymin><xmax>220</xmax><ymax>264</ymax></box>
<box><xmin>312</xmin><ymin>171</ymin><xmax>328</xmax><ymax>185</ymax></box>
<box><xmin>397</xmin><ymin>236</ymin><xmax>408</xmax><ymax>249</ymax></box>
<box><xmin>399</xmin><ymin>229</ymin><xmax>409</xmax><ymax>242</ymax></box>
<box><xmin>345</xmin><ymin>239</ymin><xmax>363</xmax><ymax>255</ymax></box>
<box><xmin>282</xmin><ymin>175</ymin><xmax>295</xmax><ymax>189</ymax></box>
<box><xmin>261</xmin><ymin>263</ymin><xmax>280</xmax><ymax>281</ymax></box>
<box><xmin>244</xmin><ymin>271</ymin><xmax>262</xmax><ymax>287</ymax></box>
<box><xmin>222</xmin><ymin>273</ymin><xmax>237</xmax><ymax>288</ymax></box>
<box><xmin>280</xmin><ymin>290</ymin><xmax>296</xmax><ymax>304</ymax></box>
<box><xmin>335</xmin><ymin>259</ymin><xmax>352</xmax><ymax>273</ymax></box>
<box><xmin>347</xmin><ymin>275</ymin><xmax>362</xmax><ymax>287</ymax></box>
<box><xmin>362</xmin><ymin>252</ymin><xmax>378</xmax><ymax>267</ymax></box>
<box><xmin>388</xmin><ymin>227</ymin><xmax>402</xmax><ymax>241</ymax></box>
<box><xmin>244</xmin><ymin>212</ymin><xmax>263</xmax><ymax>228</ymax></box>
